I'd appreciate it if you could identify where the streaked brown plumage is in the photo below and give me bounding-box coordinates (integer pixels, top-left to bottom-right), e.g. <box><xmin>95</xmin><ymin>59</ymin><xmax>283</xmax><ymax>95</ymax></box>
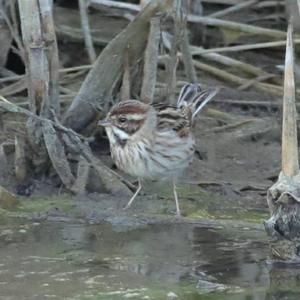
<box><xmin>98</xmin><ymin>83</ymin><xmax>218</xmax><ymax>215</ymax></box>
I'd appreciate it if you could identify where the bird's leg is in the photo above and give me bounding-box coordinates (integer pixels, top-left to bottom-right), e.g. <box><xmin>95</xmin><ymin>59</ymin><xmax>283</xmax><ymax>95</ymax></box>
<box><xmin>123</xmin><ymin>179</ymin><xmax>142</xmax><ymax>210</ymax></box>
<box><xmin>173</xmin><ymin>180</ymin><xmax>181</xmax><ymax>216</ymax></box>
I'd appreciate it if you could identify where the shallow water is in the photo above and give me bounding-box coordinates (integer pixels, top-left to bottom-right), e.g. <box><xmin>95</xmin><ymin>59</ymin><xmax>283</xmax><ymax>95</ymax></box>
<box><xmin>0</xmin><ymin>220</ymin><xmax>300</xmax><ymax>300</ymax></box>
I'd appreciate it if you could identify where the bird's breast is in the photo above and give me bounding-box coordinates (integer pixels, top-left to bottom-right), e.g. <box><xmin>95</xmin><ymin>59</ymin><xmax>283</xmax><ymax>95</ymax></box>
<box><xmin>111</xmin><ymin>134</ymin><xmax>195</xmax><ymax>180</ymax></box>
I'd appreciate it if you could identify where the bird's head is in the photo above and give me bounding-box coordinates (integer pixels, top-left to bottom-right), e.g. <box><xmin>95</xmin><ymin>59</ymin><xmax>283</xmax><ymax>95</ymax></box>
<box><xmin>98</xmin><ymin>100</ymin><xmax>154</xmax><ymax>146</ymax></box>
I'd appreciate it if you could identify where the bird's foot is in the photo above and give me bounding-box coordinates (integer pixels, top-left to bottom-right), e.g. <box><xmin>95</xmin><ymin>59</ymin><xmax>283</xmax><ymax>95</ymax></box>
<box><xmin>123</xmin><ymin>204</ymin><xmax>131</xmax><ymax>211</ymax></box>
<box><xmin>175</xmin><ymin>209</ymin><xmax>182</xmax><ymax>218</ymax></box>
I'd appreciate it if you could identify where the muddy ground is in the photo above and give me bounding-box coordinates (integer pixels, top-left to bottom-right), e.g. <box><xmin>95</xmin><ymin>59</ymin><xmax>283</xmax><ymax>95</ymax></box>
<box><xmin>0</xmin><ymin>1</ymin><xmax>287</xmax><ymax>221</ymax></box>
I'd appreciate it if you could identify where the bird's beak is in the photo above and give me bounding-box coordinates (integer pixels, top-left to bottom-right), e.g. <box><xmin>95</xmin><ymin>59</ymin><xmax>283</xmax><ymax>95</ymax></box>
<box><xmin>98</xmin><ymin>120</ymin><xmax>112</xmax><ymax>127</ymax></box>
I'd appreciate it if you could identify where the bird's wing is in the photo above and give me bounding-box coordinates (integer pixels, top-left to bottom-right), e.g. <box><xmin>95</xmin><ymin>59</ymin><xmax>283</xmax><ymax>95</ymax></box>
<box><xmin>152</xmin><ymin>104</ymin><xmax>192</xmax><ymax>137</ymax></box>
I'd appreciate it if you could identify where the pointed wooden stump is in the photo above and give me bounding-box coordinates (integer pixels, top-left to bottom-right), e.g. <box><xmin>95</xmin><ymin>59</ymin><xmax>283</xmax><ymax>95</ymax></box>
<box><xmin>264</xmin><ymin>22</ymin><xmax>300</xmax><ymax>262</ymax></box>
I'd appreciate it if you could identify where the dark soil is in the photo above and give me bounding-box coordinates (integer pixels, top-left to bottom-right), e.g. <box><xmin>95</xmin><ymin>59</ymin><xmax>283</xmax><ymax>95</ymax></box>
<box><xmin>0</xmin><ymin>1</ymin><xmax>290</xmax><ymax>222</ymax></box>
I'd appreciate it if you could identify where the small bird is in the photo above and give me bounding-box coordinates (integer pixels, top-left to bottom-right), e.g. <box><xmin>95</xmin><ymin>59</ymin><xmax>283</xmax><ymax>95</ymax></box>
<box><xmin>98</xmin><ymin>84</ymin><xmax>218</xmax><ymax>216</ymax></box>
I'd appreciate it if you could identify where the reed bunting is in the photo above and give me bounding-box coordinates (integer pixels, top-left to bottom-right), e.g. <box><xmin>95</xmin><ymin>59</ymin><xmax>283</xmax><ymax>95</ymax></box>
<box><xmin>98</xmin><ymin>84</ymin><xmax>218</xmax><ymax>216</ymax></box>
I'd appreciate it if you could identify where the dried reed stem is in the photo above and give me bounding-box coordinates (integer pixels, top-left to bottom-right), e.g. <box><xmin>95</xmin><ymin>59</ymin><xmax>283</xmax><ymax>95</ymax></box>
<box><xmin>79</xmin><ymin>0</ymin><xmax>97</xmax><ymax>63</ymax></box>
<box><xmin>141</xmin><ymin>16</ymin><xmax>161</xmax><ymax>103</ymax></box>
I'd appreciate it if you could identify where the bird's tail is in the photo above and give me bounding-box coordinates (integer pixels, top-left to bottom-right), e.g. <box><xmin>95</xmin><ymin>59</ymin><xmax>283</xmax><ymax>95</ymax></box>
<box><xmin>177</xmin><ymin>83</ymin><xmax>219</xmax><ymax>121</ymax></box>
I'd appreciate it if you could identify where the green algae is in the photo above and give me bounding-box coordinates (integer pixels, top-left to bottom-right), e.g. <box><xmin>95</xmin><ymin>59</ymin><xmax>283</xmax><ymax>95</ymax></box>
<box><xmin>17</xmin><ymin>196</ymin><xmax>74</xmax><ymax>213</ymax></box>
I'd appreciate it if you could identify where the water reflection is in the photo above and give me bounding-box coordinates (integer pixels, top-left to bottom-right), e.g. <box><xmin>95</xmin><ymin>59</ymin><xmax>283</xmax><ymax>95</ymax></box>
<box><xmin>0</xmin><ymin>221</ymin><xmax>300</xmax><ymax>299</ymax></box>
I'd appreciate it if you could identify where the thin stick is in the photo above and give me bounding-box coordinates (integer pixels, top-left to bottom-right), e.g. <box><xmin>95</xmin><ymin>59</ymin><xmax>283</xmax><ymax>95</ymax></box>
<box><xmin>141</xmin><ymin>16</ymin><xmax>161</xmax><ymax>103</ymax></box>
<box><xmin>60</xmin><ymin>65</ymin><xmax>92</xmax><ymax>73</ymax></box>
<box><xmin>0</xmin><ymin>1</ymin><xmax>24</xmax><ymax>61</ymax></box>
<box><xmin>202</xmin><ymin>53</ymin><xmax>272</xmax><ymax>78</ymax></box>
<box><xmin>0</xmin><ymin>65</ymin><xmax>92</xmax><ymax>85</ymax></box>
<box><xmin>187</xmin><ymin>15</ymin><xmax>288</xmax><ymax>39</ymax></box>
<box><xmin>56</xmin><ymin>24</ymin><xmax>109</xmax><ymax>46</ymax></box>
<box><xmin>213</xmin><ymin>98</ymin><xmax>300</xmax><ymax>109</ymax></box>
<box><xmin>89</xmin><ymin>0</ymin><xmax>140</xmax><ymax>12</ymax></box>
<box><xmin>162</xmin><ymin>34</ymin><xmax>272</xmax><ymax>80</ymax></box>
<box><xmin>192</xmin><ymin>59</ymin><xmax>283</xmax><ymax>96</ymax></box>
<box><xmin>202</xmin><ymin>0</ymin><xmax>242</xmax><ymax>4</ymax></box>
<box><xmin>121</xmin><ymin>47</ymin><xmax>131</xmax><ymax>100</ymax></box>
<box><xmin>79</xmin><ymin>0</ymin><xmax>97</xmax><ymax>63</ymax></box>
<box><xmin>189</xmin><ymin>46</ymin><xmax>271</xmax><ymax>78</ymax></box>
<box><xmin>180</xmin><ymin>20</ymin><xmax>197</xmax><ymax>83</ymax></box>
<box><xmin>191</xmin><ymin>39</ymin><xmax>300</xmax><ymax>54</ymax></box>
<box><xmin>237</xmin><ymin>74</ymin><xmax>275</xmax><ymax>91</ymax></box>
<box><xmin>209</xmin><ymin>0</ymin><xmax>258</xmax><ymax>18</ymax></box>
<box><xmin>254</xmin><ymin>1</ymin><xmax>285</xmax><ymax>9</ymax></box>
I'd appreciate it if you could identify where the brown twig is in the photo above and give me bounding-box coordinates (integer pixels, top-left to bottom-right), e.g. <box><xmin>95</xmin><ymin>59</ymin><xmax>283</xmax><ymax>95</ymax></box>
<box><xmin>120</xmin><ymin>47</ymin><xmax>131</xmax><ymax>100</ymax></box>
<box><xmin>39</xmin><ymin>0</ymin><xmax>60</xmax><ymax>116</ymax></box>
<box><xmin>191</xmin><ymin>39</ymin><xmax>300</xmax><ymax>55</ymax></box>
<box><xmin>79</xmin><ymin>0</ymin><xmax>97</xmax><ymax>63</ymax></box>
<box><xmin>180</xmin><ymin>18</ymin><xmax>197</xmax><ymax>83</ymax></box>
<box><xmin>89</xmin><ymin>0</ymin><xmax>140</xmax><ymax>12</ymax></box>
<box><xmin>165</xmin><ymin>0</ymin><xmax>182</xmax><ymax>104</ymax></box>
<box><xmin>187</xmin><ymin>15</ymin><xmax>288</xmax><ymax>39</ymax></box>
<box><xmin>18</xmin><ymin>0</ymin><xmax>49</xmax><ymax>115</ymax></box>
<box><xmin>192</xmin><ymin>59</ymin><xmax>283</xmax><ymax>96</ymax></box>
<box><xmin>208</xmin><ymin>0</ymin><xmax>258</xmax><ymax>18</ymax></box>
<box><xmin>0</xmin><ymin>95</ymin><xmax>134</xmax><ymax>194</ymax></box>
<box><xmin>237</xmin><ymin>74</ymin><xmax>275</xmax><ymax>91</ymax></box>
<box><xmin>140</xmin><ymin>15</ymin><xmax>161</xmax><ymax>103</ymax></box>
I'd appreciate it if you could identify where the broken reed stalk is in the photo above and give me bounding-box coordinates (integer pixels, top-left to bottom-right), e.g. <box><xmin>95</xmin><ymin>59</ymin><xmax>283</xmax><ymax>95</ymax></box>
<box><xmin>90</xmin><ymin>0</ymin><xmax>241</xmax><ymax>12</ymax></box>
<box><xmin>192</xmin><ymin>39</ymin><xmax>300</xmax><ymax>54</ymax></box>
<box><xmin>194</xmin><ymin>49</ymin><xmax>272</xmax><ymax>79</ymax></box>
<box><xmin>120</xmin><ymin>48</ymin><xmax>131</xmax><ymax>100</ymax></box>
<box><xmin>14</xmin><ymin>135</ymin><xmax>27</xmax><ymax>185</ymax></box>
<box><xmin>0</xmin><ymin>0</ymin><xmax>24</xmax><ymax>61</ymax></box>
<box><xmin>0</xmin><ymin>11</ymin><xmax>12</xmax><ymax>68</ymax></box>
<box><xmin>79</xmin><ymin>0</ymin><xmax>97</xmax><ymax>63</ymax></box>
<box><xmin>9</xmin><ymin>0</ymin><xmax>25</xmax><ymax>58</ymax></box>
<box><xmin>264</xmin><ymin>21</ymin><xmax>300</xmax><ymax>262</ymax></box>
<box><xmin>39</xmin><ymin>0</ymin><xmax>60</xmax><ymax>116</ymax></box>
<box><xmin>55</xmin><ymin>24</ymin><xmax>109</xmax><ymax>47</ymax></box>
<box><xmin>0</xmin><ymin>185</ymin><xmax>19</xmax><ymax>209</ymax></box>
<box><xmin>180</xmin><ymin>17</ymin><xmax>198</xmax><ymax>83</ymax></box>
<box><xmin>191</xmin><ymin>59</ymin><xmax>283</xmax><ymax>96</ymax></box>
<box><xmin>237</xmin><ymin>74</ymin><xmax>275</xmax><ymax>91</ymax></box>
<box><xmin>0</xmin><ymin>76</ymin><xmax>27</xmax><ymax>97</ymax></box>
<box><xmin>18</xmin><ymin>0</ymin><xmax>49</xmax><ymax>116</ymax></box>
<box><xmin>208</xmin><ymin>0</ymin><xmax>258</xmax><ymax>18</ymax></box>
<box><xmin>212</xmin><ymin>98</ymin><xmax>300</xmax><ymax>109</ymax></box>
<box><xmin>43</xmin><ymin>120</ymin><xmax>75</xmax><ymax>189</ymax></box>
<box><xmin>187</xmin><ymin>15</ymin><xmax>288</xmax><ymax>39</ymax></box>
<box><xmin>0</xmin><ymin>95</ymin><xmax>133</xmax><ymax>195</ymax></box>
<box><xmin>281</xmin><ymin>22</ymin><xmax>299</xmax><ymax>177</ymax></box>
<box><xmin>0</xmin><ymin>65</ymin><xmax>93</xmax><ymax>85</ymax></box>
<box><xmin>202</xmin><ymin>0</ymin><xmax>242</xmax><ymax>4</ymax></box>
<box><xmin>165</xmin><ymin>0</ymin><xmax>182</xmax><ymax>104</ymax></box>
<box><xmin>162</xmin><ymin>35</ymin><xmax>274</xmax><ymax>82</ymax></box>
<box><xmin>71</xmin><ymin>155</ymin><xmax>90</xmax><ymax>194</ymax></box>
<box><xmin>89</xmin><ymin>0</ymin><xmax>140</xmax><ymax>12</ymax></box>
<box><xmin>140</xmin><ymin>15</ymin><xmax>161</xmax><ymax>103</ymax></box>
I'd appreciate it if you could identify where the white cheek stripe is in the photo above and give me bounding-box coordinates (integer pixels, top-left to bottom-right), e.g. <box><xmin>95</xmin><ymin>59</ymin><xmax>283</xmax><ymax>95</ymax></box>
<box><xmin>111</xmin><ymin>126</ymin><xmax>129</xmax><ymax>140</ymax></box>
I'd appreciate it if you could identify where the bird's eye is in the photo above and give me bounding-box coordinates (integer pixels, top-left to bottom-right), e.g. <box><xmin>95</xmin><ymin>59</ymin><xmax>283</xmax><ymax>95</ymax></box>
<box><xmin>118</xmin><ymin>117</ymin><xmax>127</xmax><ymax>123</ymax></box>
